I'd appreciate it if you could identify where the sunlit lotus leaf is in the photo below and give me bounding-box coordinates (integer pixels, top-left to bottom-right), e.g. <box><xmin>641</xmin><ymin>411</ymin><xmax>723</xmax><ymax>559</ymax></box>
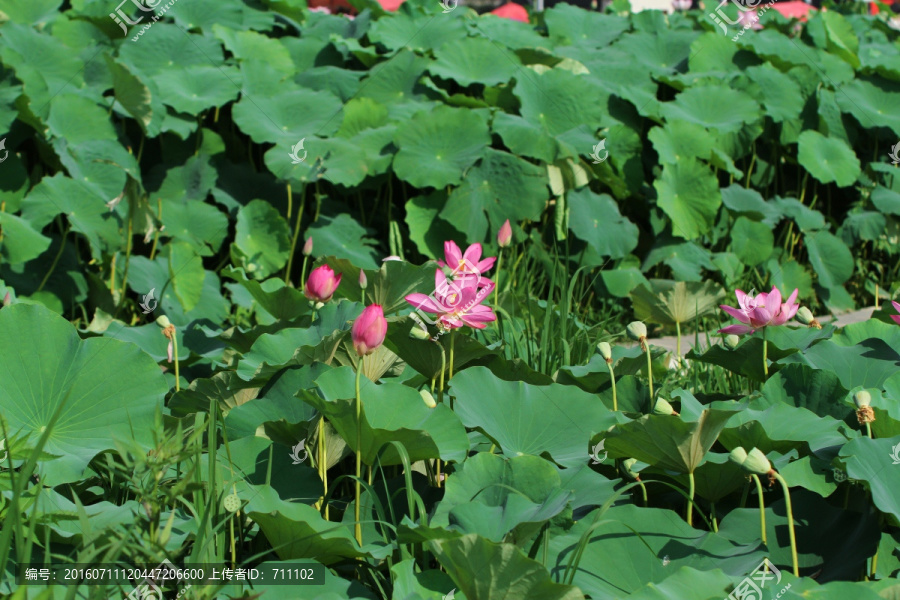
<box><xmin>630</xmin><ymin>279</ymin><xmax>725</xmax><ymax>326</ymax></box>
<box><xmin>797</xmin><ymin>131</ymin><xmax>860</xmax><ymax>187</ymax></box>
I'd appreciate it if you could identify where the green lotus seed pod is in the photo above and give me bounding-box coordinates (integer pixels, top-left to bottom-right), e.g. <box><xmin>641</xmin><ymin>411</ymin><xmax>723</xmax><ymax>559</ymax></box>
<box><xmin>420</xmin><ymin>389</ymin><xmax>437</xmax><ymax>408</ymax></box>
<box><xmin>597</xmin><ymin>342</ymin><xmax>613</xmax><ymax>361</ymax></box>
<box><xmin>796</xmin><ymin>306</ymin><xmax>815</xmax><ymax>325</ymax></box>
<box><xmin>620</xmin><ymin>458</ymin><xmax>639</xmax><ymax>480</ymax></box>
<box><xmin>728</xmin><ymin>447</ymin><xmax>748</xmax><ymax>467</ymax></box>
<box><xmin>155</xmin><ymin>315</ymin><xmax>171</xmax><ymax>329</ymax></box>
<box><xmin>223</xmin><ymin>493</ymin><xmax>241</xmax><ymax>513</ymax></box>
<box><xmin>652</xmin><ymin>397</ymin><xmax>675</xmax><ymax>416</ymax></box>
<box><xmin>724</xmin><ymin>334</ymin><xmax>740</xmax><ymax>349</ymax></box>
<box><xmin>410</xmin><ymin>326</ymin><xmax>431</xmax><ymax>340</ymax></box>
<box><xmin>853</xmin><ymin>390</ymin><xmax>872</xmax><ymax>409</ymax></box>
<box><xmin>743</xmin><ymin>448</ymin><xmax>773</xmax><ymax>475</ymax></box>
<box><xmin>626</xmin><ymin>321</ymin><xmax>647</xmax><ymax>341</ymax></box>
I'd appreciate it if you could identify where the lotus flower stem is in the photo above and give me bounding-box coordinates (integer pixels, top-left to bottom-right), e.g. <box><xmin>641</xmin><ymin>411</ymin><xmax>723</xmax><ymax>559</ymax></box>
<box><xmin>751</xmin><ymin>474</ymin><xmax>767</xmax><ymax>546</ymax></box>
<box><xmin>645</xmin><ymin>344</ymin><xmax>654</xmax><ymax>400</ymax></box>
<box><xmin>772</xmin><ymin>472</ymin><xmax>799</xmax><ymax>576</ymax></box>
<box><xmin>686</xmin><ymin>471</ymin><xmax>695</xmax><ymax>526</ymax></box>
<box><xmin>675</xmin><ymin>321</ymin><xmax>682</xmax><ymax>368</ymax></box>
<box><xmin>354</xmin><ymin>357</ymin><xmax>364</xmax><ymax>545</ymax></box>
<box><xmin>285</xmin><ymin>183</ymin><xmax>307</xmax><ymax>287</ymax></box>
<box><xmin>607</xmin><ymin>362</ymin><xmax>617</xmax><ymax>412</ymax></box>
<box><xmin>172</xmin><ymin>335</ymin><xmax>180</xmax><ymax>392</ymax></box>
<box><xmin>740</xmin><ymin>479</ymin><xmax>750</xmax><ymax>508</ymax></box>
<box><xmin>638</xmin><ymin>481</ymin><xmax>647</xmax><ymax>507</ymax></box>
<box><xmin>449</xmin><ymin>330</ymin><xmax>456</xmax><ymax>382</ymax></box>
<box><xmin>437</xmin><ymin>341</ymin><xmax>446</xmax><ymax>405</ymax></box>
<box><xmin>317</xmin><ymin>417</ymin><xmax>329</xmax><ymax>519</ymax></box>
<box><xmin>710</xmin><ymin>502</ymin><xmax>718</xmax><ymax>533</ymax></box>
<box><xmin>762</xmin><ymin>327</ymin><xmax>768</xmax><ymax>378</ymax></box>
<box><xmin>493</xmin><ymin>250</ymin><xmax>503</xmax><ymax>312</ymax></box>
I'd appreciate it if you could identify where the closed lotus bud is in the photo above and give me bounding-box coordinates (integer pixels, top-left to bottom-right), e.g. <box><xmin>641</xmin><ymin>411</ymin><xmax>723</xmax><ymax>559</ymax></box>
<box><xmin>155</xmin><ymin>315</ymin><xmax>171</xmax><ymax>329</ymax></box>
<box><xmin>302</xmin><ymin>236</ymin><xmax>313</xmax><ymax>256</ymax></box>
<box><xmin>724</xmin><ymin>334</ymin><xmax>740</xmax><ymax>349</ymax></box>
<box><xmin>420</xmin><ymin>389</ymin><xmax>437</xmax><ymax>408</ymax></box>
<box><xmin>853</xmin><ymin>390</ymin><xmax>872</xmax><ymax>409</ymax></box>
<box><xmin>620</xmin><ymin>458</ymin><xmax>640</xmax><ymax>480</ymax></box>
<box><xmin>796</xmin><ymin>306</ymin><xmax>822</xmax><ymax>329</ymax></box>
<box><xmin>304</xmin><ymin>265</ymin><xmax>341</xmax><ymax>303</ymax></box>
<box><xmin>652</xmin><ymin>397</ymin><xmax>675</xmax><ymax>416</ymax></box>
<box><xmin>359</xmin><ymin>269</ymin><xmax>368</xmax><ymax>290</ymax></box>
<box><xmin>2</xmin><ymin>292</ymin><xmax>10</xmax><ymax>307</ymax></box>
<box><xmin>351</xmin><ymin>305</ymin><xmax>387</xmax><ymax>357</ymax></box>
<box><xmin>597</xmin><ymin>341</ymin><xmax>612</xmax><ymax>362</ymax></box>
<box><xmin>627</xmin><ymin>321</ymin><xmax>647</xmax><ymax>341</ymax></box>
<box><xmin>728</xmin><ymin>447</ymin><xmax>749</xmax><ymax>467</ymax></box>
<box><xmin>743</xmin><ymin>448</ymin><xmax>773</xmax><ymax>476</ymax></box>
<box><xmin>497</xmin><ymin>219</ymin><xmax>512</xmax><ymax>248</ymax></box>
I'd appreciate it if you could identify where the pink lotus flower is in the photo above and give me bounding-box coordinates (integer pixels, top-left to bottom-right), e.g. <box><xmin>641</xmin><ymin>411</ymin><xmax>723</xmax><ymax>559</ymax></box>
<box><xmin>718</xmin><ymin>286</ymin><xmax>799</xmax><ymax>335</ymax></box>
<box><xmin>352</xmin><ymin>305</ymin><xmax>387</xmax><ymax>356</ymax></box>
<box><xmin>304</xmin><ymin>265</ymin><xmax>341</xmax><ymax>303</ymax></box>
<box><xmin>891</xmin><ymin>301</ymin><xmax>900</xmax><ymax>325</ymax></box>
<box><xmin>439</xmin><ymin>241</ymin><xmax>496</xmax><ymax>277</ymax></box>
<box><xmin>405</xmin><ymin>269</ymin><xmax>496</xmax><ymax>330</ymax></box>
<box><xmin>497</xmin><ymin>220</ymin><xmax>512</xmax><ymax>248</ymax></box>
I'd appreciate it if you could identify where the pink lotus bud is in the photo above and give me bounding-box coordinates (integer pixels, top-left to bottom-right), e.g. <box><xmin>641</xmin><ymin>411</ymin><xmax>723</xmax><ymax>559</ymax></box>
<box><xmin>359</xmin><ymin>269</ymin><xmax>367</xmax><ymax>290</ymax></box>
<box><xmin>167</xmin><ymin>340</ymin><xmax>174</xmax><ymax>363</ymax></box>
<box><xmin>304</xmin><ymin>265</ymin><xmax>341</xmax><ymax>303</ymax></box>
<box><xmin>302</xmin><ymin>237</ymin><xmax>313</xmax><ymax>256</ymax></box>
<box><xmin>497</xmin><ymin>219</ymin><xmax>512</xmax><ymax>248</ymax></box>
<box><xmin>352</xmin><ymin>305</ymin><xmax>387</xmax><ymax>357</ymax></box>
<box><xmin>2</xmin><ymin>292</ymin><xmax>10</xmax><ymax>307</ymax></box>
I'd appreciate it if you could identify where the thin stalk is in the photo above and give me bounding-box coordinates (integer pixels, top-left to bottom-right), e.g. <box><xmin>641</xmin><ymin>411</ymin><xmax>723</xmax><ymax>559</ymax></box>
<box><xmin>493</xmin><ymin>250</ymin><xmax>503</xmax><ymax>312</ymax></box>
<box><xmin>172</xmin><ymin>334</ymin><xmax>181</xmax><ymax>392</ymax></box>
<box><xmin>710</xmin><ymin>502</ymin><xmax>718</xmax><ymax>533</ymax></box>
<box><xmin>675</xmin><ymin>320</ymin><xmax>682</xmax><ymax>368</ymax></box>
<box><xmin>686</xmin><ymin>471</ymin><xmax>695</xmax><ymax>526</ymax></box>
<box><xmin>36</xmin><ymin>228</ymin><xmax>69</xmax><ymax>293</ymax></box>
<box><xmin>638</xmin><ymin>481</ymin><xmax>648</xmax><ymax>507</ymax></box>
<box><xmin>751</xmin><ymin>474</ymin><xmax>767</xmax><ymax>545</ymax></box>
<box><xmin>606</xmin><ymin>361</ymin><xmax>617</xmax><ymax>411</ymax></box>
<box><xmin>772</xmin><ymin>472</ymin><xmax>799</xmax><ymax>576</ymax></box>
<box><xmin>285</xmin><ymin>183</ymin><xmax>306</xmax><ymax>286</ymax></box>
<box><xmin>354</xmin><ymin>358</ymin><xmax>364</xmax><ymax>546</ymax></box>
<box><xmin>866</xmin><ymin>421</ymin><xmax>873</xmax><ymax>439</ymax></box>
<box><xmin>762</xmin><ymin>327</ymin><xmax>768</xmax><ymax>379</ymax></box>
<box><xmin>318</xmin><ymin>417</ymin><xmax>329</xmax><ymax>519</ymax></box>
<box><xmin>644</xmin><ymin>342</ymin><xmax>654</xmax><ymax>400</ymax></box>
<box><xmin>437</xmin><ymin>341</ymin><xmax>446</xmax><ymax>405</ymax></box>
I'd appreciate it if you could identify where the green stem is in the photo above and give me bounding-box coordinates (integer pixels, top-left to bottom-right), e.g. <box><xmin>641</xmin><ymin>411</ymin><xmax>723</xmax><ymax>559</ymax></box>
<box><xmin>172</xmin><ymin>335</ymin><xmax>180</xmax><ymax>392</ymax></box>
<box><xmin>606</xmin><ymin>362</ymin><xmax>617</xmax><ymax>412</ymax></box>
<box><xmin>762</xmin><ymin>328</ymin><xmax>768</xmax><ymax>379</ymax></box>
<box><xmin>773</xmin><ymin>472</ymin><xmax>799</xmax><ymax>576</ymax></box>
<box><xmin>318</xmin><ymin>417</ymin><xmax>329</xmax><ymax>519</ymax></box>
<box><xmin>355</xmin><ymin>358</ymin><xmax>364</xmax><ymax>546</ymax></box>
<box><xmin>710</xmin><ymin>502</ymin><xmax>718</xmax><ymax>533</ymax></box>
<box><xmin>285</xmin><ymin>183</ymin><xmax>307</xmax><ymax>286</ymax></box>
<box><xmin>751</xmin><ymin>474</ymin><xmax>767</xmax><ymax>546</ymax></box>
<box><xmin>686</xmin><ymin>471</ymin><xmax>695</xmax><ymax>526</ymax></box>
<box><xmin>437</xmin><ymin>342</ymin><xmax>446</xmax><ymax>405</ymax></box>
<box><xmin>644</xmin><ymin>342</ymin><xmax>654</xmax><ymax>400</ymax></box>
<box><xmin>675</xmin><ymin>321</ymin><xmax>682</xmax><ymax>368</ymax></box>
<box><xmin>638</xmin><ymin>480</ymin><xmax>647</xmax><ymax>507</ymax></box>
<box><xmin>449</xmin><ymin>330</ymin><xmax>456</xmax><ymax>381</ymax></box>
<box><xmin>493</xmin><ymin>250</ymin><xmax>503</xmax><ymax>312</ymax></box>
<box><xmin>866</xmin><ymin>422</ymin><xmax>873</xmax><ymax>439</ymax></box>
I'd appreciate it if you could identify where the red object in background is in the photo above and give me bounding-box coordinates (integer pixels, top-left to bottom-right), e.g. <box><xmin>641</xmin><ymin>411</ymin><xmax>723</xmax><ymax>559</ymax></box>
<box><xmin>307</xmin><ymin>0</ymin><xmax>355</xmax><ymax>12</ymax></box>
<box><xmin>770</xmin><ymin>1</ymin><xmax>816</xmax><ymax>21</ymax></box>
<box><xmin>870</xmin><ymin>0</ymin><xmax>897</xmax><ymax>15</ymax></box>
<box><xmin>491</xmin><ymin>2</ymin><xmax>529</xmax><ymax>21</ymax></box>
<box><xmin>376</xmin><ymin>0</ymin><xmax>407</xmax><ymax>10</ymax></box>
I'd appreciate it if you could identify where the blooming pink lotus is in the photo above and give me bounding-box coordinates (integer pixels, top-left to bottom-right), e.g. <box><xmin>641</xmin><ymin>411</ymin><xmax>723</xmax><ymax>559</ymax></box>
<box><xmin>352</xmin><ymin>305</ymin><xmax>387</xmax><ymax>356</ymax></box>
<box><xmin>439</xmin><ymin>241</ymin><xmax>496</xmax><ymax>277</ymax></box>
<box><xmin>718</xmin><ymin>286</ymin><xmax>800</xmax><ymax>335</ymax></box>
<box><xmin>304</xmin><ymin>265</ymin><xmax>341</xmax><ymax>303</ymax></box>
<box><xmin>406</xmin><ymin>269</ymin><xmax>496</xmax><ymax>330</ymax></box>
<box><xmin>891</xmin><ymin>301</ymin><xmax>900</xmax><ymax>325</ymax></box>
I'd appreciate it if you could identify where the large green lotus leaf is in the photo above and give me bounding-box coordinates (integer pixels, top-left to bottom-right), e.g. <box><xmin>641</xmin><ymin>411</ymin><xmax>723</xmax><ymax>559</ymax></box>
<box><xmin>718</xmin><ymin>400</ymin><xmax>855</xmax><ymax>456</ymax></box>
<box><xmin>782</xmin><ymin>338</ymin><xmax>899</xmax><ymax>391</ymax></box>
<box><xmin>604</xmin><ymin>408</ymin><xmax>738</xmax><ymax>474</ymax></box>
<box><xmin>151</xmin><ymin>65</ymin><xmax>240</xmax><ymax>115</ymax></box>
<box><xmin>822</xmin><ymin>11</ymin><xmax>860</xmax><ymax>69</ymax></box>
<box><xmin>440</xmin><ymin>149</ymin><xmax>546</xmax><ymax>242</ymax></box>
<box><xmin>156</xmin><ymin>171</ymin><xmax>229</xmax><ymax>252</ymax></box>
<box><xmin>660</xmin><ymin>86</ymin><xmax>761</xmax><ymax>134</ymax></box>
<box><xmin>625</xmin><ymin>567</ymin><xmax>734</xmax><ymax>600</ymax></box>
<box><xmin>54</xmin><ymin>138</ymin><xmax>139</xmax><ymax>202</ymax></box>
<box><xmin>839</xmin><ymin>211</ymin><xmax>887</xmax><ymax>245</ymax></box>
<box><xmin>720</xmin><ymin>185</ymin><xmax>782</xmax><ymax>225</ymax></box>
<box><xmin>449</xmin><ymin>367</ymin><xmax>618</xmax><ymax>469</ymax></box>
<box><xmin>773</xmin><ymin>197</ymin><xmax>826</xmax><ymax>232</ymax></box>
<box><xmin>797</xmin><ymin>130</ymin><xmax>860</xmax><ymax>187</ymax></box>
<box><xmin>246</xmin><ymin>484</ymin><xmax>387</xmax><ymax>564</ymax></box>
<box><xmin>219</xmin><ymin>435</ymin><xmax>322</xmax><ymax>505</ymax></box>
<box><xmin>429</xmin><ymin>37</ymin><xmax>520</xmax><ymax>87</ymax></box>
<box><xmin>367</xmin><ymin>9</ymin><xmax>466</xmax><ymax>52</ymax></box>
<box><xmin>544</xmin><ymin>4</ymin><xmax>628</xmax><ymax>47</ymax></box>
<box><xmin>405</xmin><ymin>192</ymin><xmax>466</xmax><ymax>260</ymax></box>
<box><xmin>0</xmin><ymin>22</ymin><xmax>84</xmax><ymax>118</ymax></box>
<box><xmin>232</xmin><ymin>88</ymin><xmax>342</xmax><ymax>145</ymax></box>
<box><xmin>648</xmin><ymin>121</ymin><xmax>715</xmax><ymax>165</ymax></box>
<box><xmin>107</xmin><ymin>57</ymin><xmax>161</xmax><ymax>136</ymax></box>
<box><xmin>547</xmin><ymin>504</ymin><xmax>763</xmax><ymax>598</ymax></box>
<box><xmin>305</xmin><ymin>215</ymin><xmax>380</xmax><ymax>271</ymax></box>
<box><xmin>834</xmin><ymin>78</ymin><xmax>900</xmax><ymax>136</ymax></box>
<box><xmin>719</xmin><ymin>491</ymin><xmax>879</xmax><ymax>581</ymax></box>
<box><xmin>431</xmin><ymin>453</ymin><xmax>572</xmax><ymax>544</ymax></box>
<box><xmin>777</xmin><ymin>454</ymin><xmax>838</xmax><ymax>498</ymax></box>
<box><xmin>630</xmin><ymin>279</ymin><xmax>725</xmax><ymax>326</ymax></box>
<box><xmin>384</xmin><ymin>319</ymin><xmax>496</xmax><ymax>382</ymax></box>
<box><xmin>491</xmin><ymin>113</ymin><xmax>560</xmax><ymax>163</ymax></box>
<box><xmin>566</xmin><ymin>188</ymin><xmax>638</xmax><ymax>260</ymax></box>
<box><xmin>642</xmin><ymin>238</ymin><xmax>717</xmax><ymax>282</ymax></box>
<box><xmin>687</xmin><ymin>452</ymin><xmax>746</xmax><ymax>503</ymax></box>
<box><xmin>232</xmin><ymin>199</ymin><xmax>292</xmax><ymax>280</ymax></box>
<box><xmin>0</xmin><ymin>0</ymin><xmax>61</xmax><ymax>22</ymax></box>
<box><xmin>20</xmin><ymin>174</ymin><xmax>123</xmax><ymax>260</ymax></box>
<box><xmin>654</xmin><ymin>159</ymin><xmax>722</xmax><ymax>240</ymax></box>
<box><xmin>840</xmin><ymin>436</ymin><xmax>900</xmax><ymax>521</ymax></box>
<box><xmin>47</xmin><ymin>94</ymin><xmax>116</xmax><ymax>144</ymax></box>
<box><xmin>744</xmin><ymin>64</ymin><xmax>805</xmax><ymax>123</ymax></box>
<box><xmin>356</xmin><ymin>49</ymin><xmax>434</xmax><ymax>105</ymax></box>
<box><xmin>730</xmin><ymin>216</ymin><xmax>774</xmax><ymax>266</ymax></box>
<box><xmin>761</xmin><ymin>364</ymin><xmax>851</xmax><ymax>423</ymax></box>
<box><xmin>390</xmin><ymin>559</ymin><xmax>457</xmax><ymax>600</ymax></box>
<box><xmin>323</xmin><ymin>256</ymin><xmax>437</xmax><ymax>315</ymax></box>
<box><xmin>222</xmin><ymin>267</ymin><xmax>308</xmax><ymax>321</ymax></box>
<box><xmin>431</xmin><ymin>534</ymin><xmax>585</xmax><ymax>600</ymax></box>
<box><xmin>336</xmin><ymin>98</ymin><xmax>390</xmax><ymax>138</ymax></box>
<box><xmin>0</xmin><ymin>212</ymin><xmax>51</xmax><ymax>265</ymax></box>
<box><xmin>803</xmin><ymin>230</ymin><xmax>853</xmax><ymax>290</ymax></box>
<box><xmin>613</xmin><ymin>30</ymin><xmax>698</xmax><ymax>76</ymax></box>
<box><xmin>172</xmin><ymin>0</ymin><xmax>275</xmax><ymax>31</ymax></box>
<box><xmin>313</xmin><ymin>130</ymin><xmax>395</xmax><ymax>187</ymax></box>
<box><xmin>515</xmin><ymin>68</ymin><xmax>609</xmax><ymax>136</ymax></box>
<box><xmin>117</xmin><ymin>24</ymin><xmax>226</xmax><ymax>75</ymax></box>
<box><xmin>830</xmin><ymin>318</ymin><xmax>900</xmax><ymax>349</ymax></box>
<box><xmin>0</xmin><ymin>304</ymin><xmax>167</xmax><ymax>486</ymax></box>
<box><xmin>469</xmin><ymin>12</ymin><xmax>548</xmax><ymax>50</ymax></box>
<box><xmin>296</xmin><ymin>66</ymin><xmax>365</xmax><ymax>103</ymax></box>
<box><xmin>393</xmin><ymin>106</ymin><xmax>490</xmax><ymax>189</ymax></box>
<box><xmin>167</xmin><ymin>241</ymin><xmax>206</xmax><ymax>313</ymax></box>
<box><xmin>557</xmin><ymin>464</ymin><xmax>622</xmax><ymax>512</ymax></box>
<box><xmin>301</xmin><ymin>366</ymin><xmax>469</xmax><ymax>465</ymax></box>
<box><xmin>212</xmin><ymin>24</ymin><xmax>291</xmax><ymax>75</ymax></box>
